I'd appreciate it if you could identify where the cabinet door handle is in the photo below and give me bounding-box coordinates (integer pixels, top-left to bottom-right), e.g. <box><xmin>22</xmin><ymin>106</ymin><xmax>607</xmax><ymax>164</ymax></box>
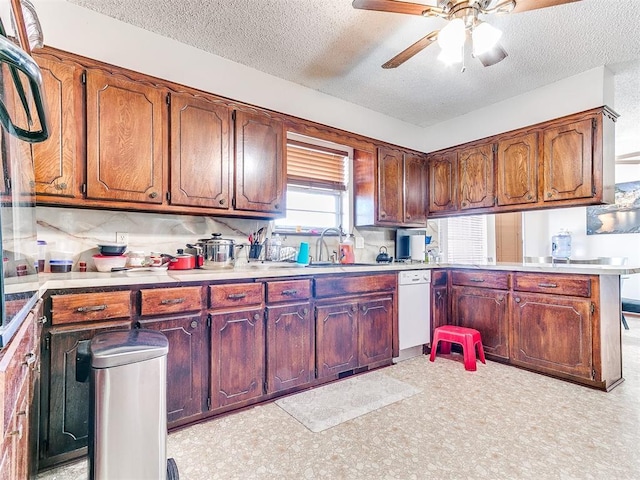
<box><xmin>253</xmin><ymin>313</ymin><xmax>260</xmax><ymax>321</ymax></box>
<box><xmin>228</xmin><ymin>293</ymin><xmax>247</xmax><ymax>300</ymax></box>
<box><xmin>190</xmin><ymin>320</ymin><xmax>198</xmax><ymax>329</ymax></box>
<box><xmin>302</xmin><ymin>308</ymin><xmax>309</xmax><ymax>315</ymax></box>
<box><xmin>161</xmin><ymin>298</ymin><xmax>185</xmax><ymax>305</ymax></box>
<box><xmin>38</xmin><ymin>315</ymin><xmax>47</xmax><ymax>325</ymax></box>
<box><xmin>149</xmin><ymin>191</ymin><xmax>158</xmax><ymax>199</ymax></box>
<box><xmin>23</xmin><ymin>352</ymin><xmax>36</xmax><ymax>367</ymax></box>
<box><xmin>219</xmin><ymin>198</ymin><xmax>226</xmax><ymax>205</ymax></box>
<box><xmin>274</xmin><ymin>203</ymin><xmax>280</xmax><ymax>210</ymax></box>
<box><xmin>469</xmin><ymin>278</ymin><xmax>485</xmax><ymax>283</ymax></box>
<box><xmin>538</xmin><ymin>283</ymin><xmax>557</xmax><ymax>288</ymax></box>
<box><xmin>77</xmin><ymin>304</ymin><xmax>107</xmax><ymax>313</ymax></box>
<box><xmin>351</xmin><ymin>305</ymin><xmax>357</xmax><ymax>312</ymax></box>
<box><xmin>281</xmin><ymin>289</ymin><xmax>298</xmax><ymax>296</ymax></box>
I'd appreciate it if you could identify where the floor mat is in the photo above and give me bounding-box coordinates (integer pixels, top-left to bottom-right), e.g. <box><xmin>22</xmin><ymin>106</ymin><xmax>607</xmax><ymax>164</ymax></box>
<box><xmin>275</xmin><ymin>370</ymin><xmax>420</xmax><ymax>432</ymax></box>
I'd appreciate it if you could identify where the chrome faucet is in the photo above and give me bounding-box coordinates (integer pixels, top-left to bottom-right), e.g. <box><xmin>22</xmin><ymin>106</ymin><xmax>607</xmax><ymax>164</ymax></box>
<box><xmin>316</xmin><ymin>227</ymin><xmax>344</xmax><ymax>263</ymax></box>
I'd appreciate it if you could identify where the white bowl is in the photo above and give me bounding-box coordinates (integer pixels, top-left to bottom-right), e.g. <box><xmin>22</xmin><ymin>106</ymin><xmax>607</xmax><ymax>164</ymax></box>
<box><xmin>93</xmin><ymin>254</ymin><xmax>127</xmax><ymax>272</ymax></box>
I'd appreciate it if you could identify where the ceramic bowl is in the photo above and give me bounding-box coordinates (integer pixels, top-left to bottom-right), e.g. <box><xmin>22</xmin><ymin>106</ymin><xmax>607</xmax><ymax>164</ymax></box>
<box><xmin>97</xmin><ymin>243</ymin><xmax>127</xmax><ymax>256</ymax></box>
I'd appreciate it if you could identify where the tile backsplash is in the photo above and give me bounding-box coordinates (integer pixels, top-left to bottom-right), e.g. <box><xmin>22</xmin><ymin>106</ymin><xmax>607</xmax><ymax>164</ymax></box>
<box><xmin>36</xmin><ymin>206</ymin><xmax>438</xmax><ymax>271</ymax></box>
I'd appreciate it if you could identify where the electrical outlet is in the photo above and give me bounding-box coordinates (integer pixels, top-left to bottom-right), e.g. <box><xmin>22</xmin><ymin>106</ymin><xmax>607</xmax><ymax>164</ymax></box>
<box><xmin>355</xmin><ymin>236</ymin><xmax>365</xmax><ymax>249</ymax></box>
<box><xmin>115</xmin><ymin>232</ymin><xmax>129</xmax><ymax>244</ymax></box>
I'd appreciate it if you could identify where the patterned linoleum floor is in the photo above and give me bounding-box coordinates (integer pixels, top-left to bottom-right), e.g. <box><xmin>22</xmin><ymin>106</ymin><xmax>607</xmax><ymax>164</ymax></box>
<box><xmin>39</xmin><ymin>315</ymin><xmax>640</xmax><ymax>480</ymax></box>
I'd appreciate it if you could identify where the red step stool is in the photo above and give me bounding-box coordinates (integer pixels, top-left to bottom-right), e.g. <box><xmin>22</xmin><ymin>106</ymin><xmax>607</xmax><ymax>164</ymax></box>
<box><xmin>429</xmin><ymin>325</ymin><xmax>486</xmax><ymax>371</ymax></box>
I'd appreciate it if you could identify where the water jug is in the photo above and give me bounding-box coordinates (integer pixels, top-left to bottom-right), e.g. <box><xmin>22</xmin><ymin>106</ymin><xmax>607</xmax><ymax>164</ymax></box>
<box><xmin>551</xmin><ymin>230</ymin><xmax>571</xmax><ymax>259</ymax></box>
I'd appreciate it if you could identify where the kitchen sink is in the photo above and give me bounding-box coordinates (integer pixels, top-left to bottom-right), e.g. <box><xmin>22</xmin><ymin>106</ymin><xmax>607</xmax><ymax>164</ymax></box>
<box><xmin>305</xmin><ymin>262</ymin><xmax>392</xmax><ymax>268</ymax></box>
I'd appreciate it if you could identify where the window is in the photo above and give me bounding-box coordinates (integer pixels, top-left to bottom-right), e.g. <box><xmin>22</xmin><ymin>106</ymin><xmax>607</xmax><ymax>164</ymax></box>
<box><xmin>440</xmin><ymin>214</ymin><xmax>489</xmax><ymax>264</ymax></box>
<box><xmin>275</xmin><ymin>136</ymin><xmax>351</xmax><ymax>233</ymax></box>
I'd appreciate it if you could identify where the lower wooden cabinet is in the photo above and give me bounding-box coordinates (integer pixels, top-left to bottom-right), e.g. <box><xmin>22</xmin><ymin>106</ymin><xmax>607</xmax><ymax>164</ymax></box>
<box><xmin>315</xmin><ymin>300</ymin><xmax>359</xmax><ymax>378</ymax></box>
<box><xmin>137</xmin><ymin>314</ymin><xmax>208</xmax><ymax>425</ymax></box>
<box><xmin>358</xmin><ymin>296</ymin><xmax>393</xmax><ymax>366</ymax></box>
<box><xmin>511</xmin><ymin>292</ymin><xmax>593</xmax><ymax>379</ymax></box>
<box><xmin>451</xmin><ymin>286</ymin><xmax>509</xmax><ymax>359</ymax></box>
<box><xmin>266</xmin><ymin>302</ymin><xmax>314</xmax><ymax>393</ymax></box>
<box><xmin>430</xmin><ymin>270</ymin><xmax>449</xmax><ymax>341</ymax></box>
<box><xmin>39</xmin><ymin>320</ymin><xmax>130</xmax><ymax>469</ymax></box>
<box><xmin>210</xmin><ymin>308</ymin><xmax>265</xmax><ymax>409</ymax></box>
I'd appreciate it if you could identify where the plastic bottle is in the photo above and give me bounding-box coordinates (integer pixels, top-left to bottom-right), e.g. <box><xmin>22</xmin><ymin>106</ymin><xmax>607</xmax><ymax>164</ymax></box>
<box><xmin>339</xmin><ymin>235</ymin><xmax>355</xmax><ymax>264</ymax></box>
<box><xmin>551</xmin><ymin>229</ymin><xmax>572</xmax><ymax>259</ymax></box>
<box><xmin>270</xmin><ymin>234</ymin><xmax>282</xmax><ymax>261</ymax></box>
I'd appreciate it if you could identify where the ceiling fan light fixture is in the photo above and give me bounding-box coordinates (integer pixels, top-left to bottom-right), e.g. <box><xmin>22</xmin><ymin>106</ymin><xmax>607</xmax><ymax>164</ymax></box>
<box><xmin>438</xmin><ymin>45</ymin><xmax>463</xmax><ymax>65</ymax></box>
<box><xmin>437</xmin><ymin>17</ymin><xmax>466</xmax><ymax>51</ymax></box>
<box><xmin>472</xmin><ymin>21</ymin><xmax>502</xmax><ymax>55</ymax></box>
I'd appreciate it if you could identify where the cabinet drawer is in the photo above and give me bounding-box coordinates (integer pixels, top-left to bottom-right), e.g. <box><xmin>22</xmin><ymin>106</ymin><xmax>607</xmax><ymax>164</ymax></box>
<box><xmin>451</xmin><ymin>270</ymin><xmax>509</xmax><ymax>290</ymax></box>
<box><xmin>140</xmin><ymin>287</ymin><xmax>203</xmax><ymax>316</ymax></box>
<box><xmin>50</xmin><ymin>291</ymin><xmax>131</xmax><ymax>325</ymax></box>
<box><xmin>0</xmin><ymin>311</ymin><xmax>35</xmax><ymax>439</ymax></box>
<box><xmin>209</xmin><ymin>283</ymin><xmax>264</xmax><ymax>308</ymax></box>
<box><xmin>266</xmin><ymin>279</ymin><xmax>312</xmax><ymax>303</ymax></box>
<box><xmin>513</xmin><ymin>273</ymin><xmax>592</xmax><ymax>297</ymax></box>
<box><xmin>314</xmin><ymin>274</ymin><xmax>396</xmax><ymax>298</ymax></box>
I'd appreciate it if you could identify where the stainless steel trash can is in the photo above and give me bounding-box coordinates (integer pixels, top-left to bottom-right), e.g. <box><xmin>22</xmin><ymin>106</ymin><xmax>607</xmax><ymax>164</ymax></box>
<box><xmin>89</xmin><ymin>329</ymin><xmax>176</xmax><ymax>480</ymax></box>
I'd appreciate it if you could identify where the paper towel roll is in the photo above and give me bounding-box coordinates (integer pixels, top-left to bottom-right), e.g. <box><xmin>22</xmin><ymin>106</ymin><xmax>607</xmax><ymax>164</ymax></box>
<box><xmin>410</xmin><ymin>235</ymin><xmax>426</xmax><ymax>261</ymax></box>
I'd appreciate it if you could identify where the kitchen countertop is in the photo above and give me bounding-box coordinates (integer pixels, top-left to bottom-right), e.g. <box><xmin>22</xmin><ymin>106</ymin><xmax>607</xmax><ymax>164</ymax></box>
<box><xmin>36</xmin><ymin>261</ymin><xmax>640</xmax><ymax>292</ymax></box>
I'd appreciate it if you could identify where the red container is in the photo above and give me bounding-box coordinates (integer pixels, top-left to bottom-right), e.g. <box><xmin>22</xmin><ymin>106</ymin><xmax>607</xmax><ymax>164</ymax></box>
<box><xmin>167</xmin><ymin>251</ymin><xmax>195</xmax><ymax>270</ymax></box>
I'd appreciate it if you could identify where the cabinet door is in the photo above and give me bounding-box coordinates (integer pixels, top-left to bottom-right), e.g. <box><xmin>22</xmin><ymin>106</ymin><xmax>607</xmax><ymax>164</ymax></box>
<box><xmin>358</xmin><ymin>296</ymin><xmax>393</xmax><ymax>366</ymax></box>
<box><xmin>451</xmin><ymin>286</ymin><xmax>509</xmax><ymax>359</ymax></box>
<box><xmin>511</xmin><ymin>292</ymin><xmax>593</xmax><ymax>379</ymax></box>
<box><xmin>86</xmin><ymin>68</ymin><xmax>165</xmax><ymax>204</ymax></box>
<box><xmin>458</xmin><ymin>144</ymin><xmax>494</xmax><ymax>210</ymax></box>
<box><xmin>32</xmin><ymin>54</ymin><xmax>83</xmax><ymax>198</ymax></box>
<box><xmin>266</xmin><ymin>302</ymin><xmax>314</xmax><ymax>393</ymax></box>
<box><xmin>138</xmin><ymin>315</ymin><xmax>207</xmax><ymax>425</ymax></box>
<box><xmin>431</xmin><ymin>276</ymin><xmax>449</xmax><ymax>343</ymax></box>
<box><xmin>542</xmin><ymin>118</ymin><xmax>594</xmax><ymax>202</ymax></box>
<box><xmin>43</xmin><ymin>322</ymin><xmax>130</xmax><ymax>461</ymax></box>
<box><xmin>234</xmin><ymin>110</ymin><xmax>285</xmax><ymax>214</ymax></box>
<box><xmin>315</xmin><ymin>301</ymin><xmax>358</xmax><ymax>378</ymax></box>
<box><xmin>210</xmin><ymin>308</ymin><xmax>265</xmax><ymax>408</ymax></box>
<box><xmin>496</xmin><ymin>132</ymin><xmax>538</xmax><ymax>206</ymax></box>
<box><xmin>169</xmin><ymin>93</ymin><xmax>231</xmax><ymax>209</ymax></box>
<box><xmin>428</xmin><ymin>151</ymin><xmax>457</xmax><ymax>214</ymax></box>
<box><xmin>404</xmin><ymin>153</ymin><xmax>428</xmax><ymax>225</ymax></box>
<box><xmin>376</xmin><ymin>147</ymin><xmax>403</xmax><ymax>225</ymax></box>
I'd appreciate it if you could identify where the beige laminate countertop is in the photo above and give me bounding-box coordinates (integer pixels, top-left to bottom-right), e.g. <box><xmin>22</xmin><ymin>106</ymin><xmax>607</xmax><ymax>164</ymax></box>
<box><xmin>36</xmin><ymin>261</ymin><xmax>640</xmax><ymax>292</ymax></box>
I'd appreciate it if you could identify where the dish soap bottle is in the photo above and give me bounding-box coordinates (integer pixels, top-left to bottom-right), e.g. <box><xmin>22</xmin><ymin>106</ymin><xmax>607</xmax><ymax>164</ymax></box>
<box><xmin>339</xmin><ymin>235</ymin><xmax>355</xmax><ymax>264</ymax></box>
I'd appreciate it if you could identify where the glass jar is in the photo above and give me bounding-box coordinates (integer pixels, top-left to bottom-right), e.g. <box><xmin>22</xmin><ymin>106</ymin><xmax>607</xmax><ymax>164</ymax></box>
<box><xmin>127</xmin><ymin>251</ymin><xmax>146</xmax><ymax>267</ymax></box>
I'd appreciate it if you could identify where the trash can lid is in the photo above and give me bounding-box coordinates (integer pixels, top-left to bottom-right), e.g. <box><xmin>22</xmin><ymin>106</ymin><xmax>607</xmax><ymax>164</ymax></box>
<box><xmin>91</xmin><ymin>329</ymin><xmax>169</xmax><ymax>369</ymax></box>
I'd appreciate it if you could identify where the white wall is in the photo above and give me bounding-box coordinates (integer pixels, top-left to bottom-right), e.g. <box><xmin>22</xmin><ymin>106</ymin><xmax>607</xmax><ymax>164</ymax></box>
<box><xmin>523</xmin><ymin>163</ymin><xmax>640</xmax><ymax>299</ymax></box>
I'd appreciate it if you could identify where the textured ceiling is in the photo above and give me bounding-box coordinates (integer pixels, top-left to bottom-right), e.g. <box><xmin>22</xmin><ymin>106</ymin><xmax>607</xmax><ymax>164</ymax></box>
<box><xmin>66</xmin><ymin>0</ymin><xmax>640</xmax><ymax>156</ymax></box>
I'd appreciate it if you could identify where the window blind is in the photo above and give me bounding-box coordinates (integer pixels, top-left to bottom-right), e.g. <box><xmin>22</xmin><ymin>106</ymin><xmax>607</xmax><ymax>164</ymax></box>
<box><xmin>286</xmin><ymin>140</ymin><xmax>348</xmax><ymax>191</ymax></box>
<box><xmin>445</xmin><ymin>215</ymin><xmax>488</xmax><ymax>264</ymax></box>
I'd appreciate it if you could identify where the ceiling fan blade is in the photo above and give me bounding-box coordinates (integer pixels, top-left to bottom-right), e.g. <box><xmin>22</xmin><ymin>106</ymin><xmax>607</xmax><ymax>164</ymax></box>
<box><xmin>476</xmin><ymin>44</ymin><xmax>508</xmax><ymax>67</ymax></box>
<box><xmin>382</xmin><ymin>30</ymin><xmax>439</xmax><ymax>69</ymax></box>
<box><xmin>352</xmin><ymin>0</ymin><xmax>433</xmax><ymax>16</ymax></box>
<box><xmin>511</xmin><ymin>0</ymin><xmax>581</xmax><ymax>14</ymax></box>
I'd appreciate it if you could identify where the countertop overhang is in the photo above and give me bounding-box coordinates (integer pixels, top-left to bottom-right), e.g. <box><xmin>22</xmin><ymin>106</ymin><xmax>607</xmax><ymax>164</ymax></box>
<box><xmin>36</xmin><ymin>261</ymin><xmax>640</xmax><ymax>292</ymax></box>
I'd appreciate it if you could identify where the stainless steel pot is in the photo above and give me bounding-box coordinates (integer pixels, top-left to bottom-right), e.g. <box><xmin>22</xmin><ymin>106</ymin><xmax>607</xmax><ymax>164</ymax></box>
<box><xmin>197</xmin><ymin>233</ymin><xmax>244</xmax><ymax>269</ymax></box>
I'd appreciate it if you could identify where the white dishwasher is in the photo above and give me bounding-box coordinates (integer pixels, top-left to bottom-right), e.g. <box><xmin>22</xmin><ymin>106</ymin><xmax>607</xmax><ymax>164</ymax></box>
<box><xmin>396</xmin><ymin>270</ymin><xmax>431</xmax><ymax>362</ymax></box>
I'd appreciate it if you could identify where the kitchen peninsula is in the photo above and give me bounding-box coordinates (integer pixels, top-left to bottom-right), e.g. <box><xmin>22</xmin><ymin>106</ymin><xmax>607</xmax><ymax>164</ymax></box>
<box><xmin>9</xmin><ymin>260</ymin><xmax>634</xmax><ymax>470</ymax></box>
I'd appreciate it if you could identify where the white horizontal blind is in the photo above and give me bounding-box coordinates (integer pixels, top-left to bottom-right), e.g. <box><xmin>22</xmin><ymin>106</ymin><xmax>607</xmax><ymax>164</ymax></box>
<box><xmin>286</xmin><ymin>140</ymin><xmax>348</xmax><ymax>190</ymax></box>
<box><xmin>445</xmin><ymin>215</ymin><xmax>488</xmax><ymax>264</ymax></box>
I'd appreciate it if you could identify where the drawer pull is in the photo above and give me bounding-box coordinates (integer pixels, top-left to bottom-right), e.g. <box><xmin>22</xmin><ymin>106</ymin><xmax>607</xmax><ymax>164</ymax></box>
<box><xmin>23</xmin><ymin>352</ymin><xmax>36</xmax><ymax>367</ymax></box>
<box><xmin>538</xmin><ymin>283</ymin><xmax>558</xmax><ymax>288</ymax></box>
<box><xmin>77</xmin><ymin>304</ymin><xmax>107</xmax><ymax>313</ymax></box>
<box><xmin>281</xmin><ymin>289</ymin><xmax>298</xmax><ymax>296</ymax></box>
<box><xmin>228</xmin><ymin>293</ymin><xmax>247</xmax><ymax>300</ymax></box>
<box><xmin>469</xmin><ymin>278</ymin><xmax>485</xmax><ymax>283</ymax></box>
<box><xmin>161</xmin><ymin>298</ymin><xmax>185</xmax><ymax>305</ymax></box>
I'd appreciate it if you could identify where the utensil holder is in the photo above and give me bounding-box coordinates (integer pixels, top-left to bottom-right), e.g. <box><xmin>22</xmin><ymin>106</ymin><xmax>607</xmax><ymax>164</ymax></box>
<box><xmin>249</xmin><ymin>244</ymin><xmax>263</xmax><ymax>260</ymax></box>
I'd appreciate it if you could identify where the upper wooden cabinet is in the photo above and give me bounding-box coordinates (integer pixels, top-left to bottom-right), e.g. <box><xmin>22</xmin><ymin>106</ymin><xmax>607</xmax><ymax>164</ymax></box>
<box><xmin>233</xmin><ymin>109</ymin><xmax>285</xmax><ymax>215</ymax></box>
<box><xmin>496</xmin><ymin>131</ymin><xmax>538</xmax><ymax>206</ymax></box>
<box><xmin>428</xmin><ymin>106</ymin><xmax>616</xmax><ymax>218</ymax></box>
<box><xmin>542</xmin><ymin>117</ymin><xmax>594</xmax><ymax>203</ymax></box>
<box><xmin>169</xmin><ymin>92</ymin><xmax>231</xmax><ymax>210</ymax></box>
<box><xmin>29</xmin><ymin>53</ymin><xmax>84</xmax><ymax>199</ymax></box>
<box><xmin>85</xmin><ymin>68</ymin><xmax>165</xmax><ymax>204</ymax></box>
<box><xmin>354</xmin><ymin>146</ymin><xmax>427</xmax><ymax>227</ymax></box>
<box><xmin>458</xmin><ymin>143</ymin><xmax>494</xmax><ymax>210</ymax></box>
<box><xmin>428</xmin><ymin>150</ymin><xmax>457</xmax><ymax>214</ymax></box>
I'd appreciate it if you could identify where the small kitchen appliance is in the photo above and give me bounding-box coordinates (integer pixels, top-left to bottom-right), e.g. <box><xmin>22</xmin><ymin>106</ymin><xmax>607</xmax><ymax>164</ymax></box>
<box><xmin>395</xmin><ymin>228</ymin><xmax>426</xmax><ymax>262</ymax></box>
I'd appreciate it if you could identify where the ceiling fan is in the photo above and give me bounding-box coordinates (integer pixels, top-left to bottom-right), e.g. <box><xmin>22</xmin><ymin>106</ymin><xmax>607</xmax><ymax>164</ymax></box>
<box><xmin>352</xmin><ymin>0</ymin><xmax>582</xmax><ymax>68</ymax></box>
